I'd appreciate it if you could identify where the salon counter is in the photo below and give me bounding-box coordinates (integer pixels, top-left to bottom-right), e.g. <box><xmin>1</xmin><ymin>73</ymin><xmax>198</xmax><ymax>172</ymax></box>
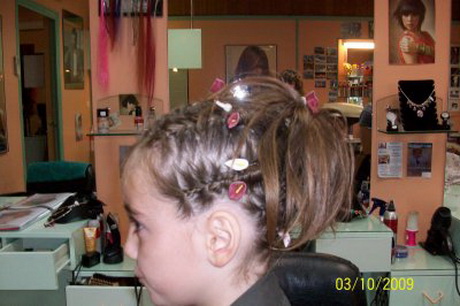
<box><xmin>315</xmin><ymin>215</ymin><xmax>393</xmax><ymax>272</ymax></box>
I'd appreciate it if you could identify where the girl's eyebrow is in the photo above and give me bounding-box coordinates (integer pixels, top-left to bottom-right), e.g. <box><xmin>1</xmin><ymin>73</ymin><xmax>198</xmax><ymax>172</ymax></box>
<box><xmin>124</xmin><ymin>203</ymin><xmax>140</xmax><ymax>217</ymax></box>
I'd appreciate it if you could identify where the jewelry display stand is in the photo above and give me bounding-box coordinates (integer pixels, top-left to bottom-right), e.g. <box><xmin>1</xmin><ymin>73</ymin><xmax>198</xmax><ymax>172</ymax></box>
<box><xmin>398</xmin><ymin>80</ymin><xmax>439</xmax><ymax>131</ymax></box>
<box><xmin>376</xmin><ymin>94</ymin><xmax>454</xmax><ymax>134</ymax></box>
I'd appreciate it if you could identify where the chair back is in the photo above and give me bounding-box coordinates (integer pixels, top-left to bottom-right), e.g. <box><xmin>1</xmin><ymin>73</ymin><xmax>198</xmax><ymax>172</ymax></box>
<box><xmin>272</xmin><ymin>252</ymin><xmax>367</xmax><ymax>306</ymax></box>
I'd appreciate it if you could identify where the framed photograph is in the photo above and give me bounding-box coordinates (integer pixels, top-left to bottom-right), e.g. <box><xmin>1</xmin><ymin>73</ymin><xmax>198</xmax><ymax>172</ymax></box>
<box><xmin>451</xmin><ymin>46</ymin><xmax>460</xmax><ymax>65</ymax></box>
<box><xmin>407</xmin><ymin>142</ymin><xmax>432</xmax><ymax>178</ymax></box>
<box><xmin>340</xmin><ymin>22</ymin><xmax>362</xmax><ymax>38</ymax></box>
<box><xmin>369</xmin><ymin>20</ymin><xmax>374</xmax><ymax>39</ymax></box>
<box><xmin>389</xmin><ymin>0</ymin><xmax>435</xmax><ymax>65</ymax></box>
<box><xmin>314</xmin><ymin>46</ymin><xmax>325</xmax><ymax>55</ymax></box>
<box><xmin>225</xmin><ymin>45</ymin><xmax>277</xmax><ymax>83</ymax></box>
<box><xmin>62</xmin><ymin>10</ymin><xmax>84</xmax><ymax>89</ymax></box>
<box><xmin>449</xmin><ymin>45</ymin><xmax>460</xmax><ymax>111</ymax></box>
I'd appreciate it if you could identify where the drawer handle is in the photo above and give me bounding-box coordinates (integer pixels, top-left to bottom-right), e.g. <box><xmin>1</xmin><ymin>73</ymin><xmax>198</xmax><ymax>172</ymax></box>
<box><xmin>422</xmin><ymin>291</ymin><xmax>444</xmax><ymax>304</ymax></box>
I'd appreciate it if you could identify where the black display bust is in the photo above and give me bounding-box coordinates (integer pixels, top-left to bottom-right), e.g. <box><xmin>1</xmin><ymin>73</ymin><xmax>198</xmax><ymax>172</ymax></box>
<box><xmin>398</xmin><ymin>80</ymin><xmax>439</xmax><ymax>131</ymax></box>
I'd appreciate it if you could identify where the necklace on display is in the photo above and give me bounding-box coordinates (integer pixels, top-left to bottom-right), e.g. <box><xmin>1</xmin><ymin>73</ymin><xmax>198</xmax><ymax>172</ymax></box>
<box><xmin>398</xmin><ymin>87</ymin><xmax>435</xmax><ymax>118</ymax></box>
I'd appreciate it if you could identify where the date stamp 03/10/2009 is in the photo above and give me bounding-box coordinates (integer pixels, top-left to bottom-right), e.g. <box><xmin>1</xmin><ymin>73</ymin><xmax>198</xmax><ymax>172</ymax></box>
<box><xmin>335</xmin><ymin>277</ymin><xmax>414</xmax><ymax>291</ymax></box>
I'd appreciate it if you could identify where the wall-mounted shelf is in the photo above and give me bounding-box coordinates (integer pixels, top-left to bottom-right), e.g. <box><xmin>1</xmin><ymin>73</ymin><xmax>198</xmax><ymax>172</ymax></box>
<box><xmin>87</xmin><ymin>129</ymin><xmax>143</xmax><ymax>137</ymax></box>
<box><xmin>376</xmin><ymin>94</ymin><xmax>449</xmax><ymax>133</ymax></box>
<box><xmin>377</xmin><ymin>129</ymin><xmax>456</xmax><ymax>135</ymax></box>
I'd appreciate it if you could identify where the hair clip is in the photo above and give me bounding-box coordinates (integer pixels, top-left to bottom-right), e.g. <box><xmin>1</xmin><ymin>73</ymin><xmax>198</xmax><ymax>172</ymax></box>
<box><xmin>278</xmin><ymin>231</ymin><xmax>291</xmax><ymax>248</ymax></box>
<box><xmin>210</xmin><ymin>78</ymin><xmax>225</xmax><ymax>93</ymax></box>
<box><xmin>224</xmin><ymin>158</ymin><xmax>249</xmax><ymax>171</ymax></box>
<box><xmin>215</xmin><ymin>100</ymin><xmax>233</xmax><ymax>112</ymax></box>
<box><xmin>228</xmin><ymin>181</ymin><xmax>247</xmax><ymax>201</ymax></box>
<box><xmin>305</xmin><ymin>91</ymin><xmax>319</xmax><ymax>114</ymax></box>
<box><xmin>227</xmin><ymin>111</ymin><xmax>240</xmax><ymax>129</ymax></box>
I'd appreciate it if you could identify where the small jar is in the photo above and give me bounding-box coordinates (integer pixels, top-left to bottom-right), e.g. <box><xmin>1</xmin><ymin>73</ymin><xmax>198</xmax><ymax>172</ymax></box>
<box><xmin>97</xmin><ymin>108</ymin><xmax>110</xmax><ymax>133</ymax></box>
<box><xmin>134</xmin><ymin>106</ymin><xmax>144</xmax><ymax>130</ymax></box>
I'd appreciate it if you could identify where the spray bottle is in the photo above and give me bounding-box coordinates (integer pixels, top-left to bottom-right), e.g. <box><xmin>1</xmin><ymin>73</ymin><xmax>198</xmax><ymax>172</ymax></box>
<box><xmin>383</xmin><ymin>200</ymin><xmax>398</xmax><ymax>259</ymax></box>
<box><xmin>369</xmin><ymin>198</ymin><xmax>388</xmax><ymax>221</ymax></box>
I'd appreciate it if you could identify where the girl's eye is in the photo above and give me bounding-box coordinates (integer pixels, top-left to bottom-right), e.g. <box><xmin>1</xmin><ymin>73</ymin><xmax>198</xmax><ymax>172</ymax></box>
<box><xmin>130</xmin><ymin>218</ymin><xmax>144</xmax><ymax>233</ymax></box>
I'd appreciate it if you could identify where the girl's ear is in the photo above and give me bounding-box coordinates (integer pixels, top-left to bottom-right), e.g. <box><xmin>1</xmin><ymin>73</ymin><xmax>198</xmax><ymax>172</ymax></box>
<box><xmin>205</xmin><ymin>211</ymin><xmax>240</xmax><ymax>267</ymax></box>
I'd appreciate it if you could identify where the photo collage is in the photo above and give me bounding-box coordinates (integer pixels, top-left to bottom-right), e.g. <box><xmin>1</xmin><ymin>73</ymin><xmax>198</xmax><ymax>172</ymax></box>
<box><xmin>450</xmin><ymin>45</ymin><xmax>460</xmax><ymax>111</ymax></box>
<box><xmin>303</xmin><ymin>46</ymin><xmax>338</xmax><ymax>101</ymax></box>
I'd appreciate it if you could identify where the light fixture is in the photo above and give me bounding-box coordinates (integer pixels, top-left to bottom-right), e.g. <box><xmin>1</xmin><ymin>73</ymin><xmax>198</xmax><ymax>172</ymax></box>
<box><xmin>168</xmin><ymin>29</ymin><xmax>202</xmax><ymax>69</ymax></box>
<box><xmin>343</xmin><ymin>41</ymin><xmax>375</xmax><ymax>49</ymax></box>
<box><xmin>168</xmin><ymin>0</ymin><xmax>202</xmax><ymax>69</ymax></box>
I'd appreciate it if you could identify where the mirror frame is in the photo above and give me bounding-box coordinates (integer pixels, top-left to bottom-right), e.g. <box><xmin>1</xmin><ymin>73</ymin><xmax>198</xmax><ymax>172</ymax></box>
<box><xmin>0</xmin><ymin>15</ymin><xmax>7</xmax><ymax>154</ymax></box>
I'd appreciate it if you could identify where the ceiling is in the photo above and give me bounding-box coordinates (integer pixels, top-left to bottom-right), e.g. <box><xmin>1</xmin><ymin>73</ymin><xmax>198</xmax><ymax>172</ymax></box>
<box><xmin>169</xmin><ymin>0</ymin><xmax>459</xmax><ymax>21</ymax></box>
<box><xmin>169</xmin><ymin>0</ymin><xmax>373</xmax><ymax>17</ymax></box>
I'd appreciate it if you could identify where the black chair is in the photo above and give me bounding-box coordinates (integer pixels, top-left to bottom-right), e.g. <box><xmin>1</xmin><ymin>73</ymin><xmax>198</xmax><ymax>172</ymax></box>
<box><xmin>272</xmin><ymin>252</ymin><xmax>367</xmax><ymax>306</ymax></box>
<box><xmin>26</xmin><ymin>161</ymin><xmax>95</xmax><ymax>194</ymax></box>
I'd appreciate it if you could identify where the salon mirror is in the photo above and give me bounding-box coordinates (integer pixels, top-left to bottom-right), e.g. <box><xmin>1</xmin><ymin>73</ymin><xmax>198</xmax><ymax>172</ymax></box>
<box><xmin>444</xmin><ymin>1</ymin><xmax>460</xmax><ymax>212</ymax></box>
<box><xmin>168</xmin><ymin>1</ymin><xmax>374</xmax><ymax>195</ymax></box>
<box><xmin>168</xmin><ymin>1</ymin><xmax>374</xmax><ymax>106</ymax></box>
<box><xmin>0</xmin><ymin>16</ymin><xmax>7</xmax><ymax>154</ymax></box>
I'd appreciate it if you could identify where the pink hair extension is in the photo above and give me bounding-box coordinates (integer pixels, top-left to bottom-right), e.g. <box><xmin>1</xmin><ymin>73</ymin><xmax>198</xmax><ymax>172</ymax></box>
<box><xmin>97</xmin><ymin>0</ymin><xmax>109</xmax><ymax>90</ymax></box>
<box><xmin>113</xmin><ymin>0</ymin><xmax>122</xmax><ymax>44</ymax></box>
<box><xmin>137</xmin><ymin>0</ymin><xmax>145</xmax><ymax>93</ymax></box>
<box><xmin>144</xmin><ymin>0</ymin><xmax>156</xmax><ymax>106</ymax></box>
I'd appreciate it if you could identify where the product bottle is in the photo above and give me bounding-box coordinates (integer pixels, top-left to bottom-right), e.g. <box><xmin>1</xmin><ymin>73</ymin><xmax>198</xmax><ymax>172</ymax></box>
<box><xmin>406</xmin><ymin>211</ymin><xmax>419</xmax><ymax>247</ymax></box>
<box><xmin>134</xmin><ymin>106</ymin><xmax>144</xmax><ymax>130</ymax></box>
<box><xmin>383</xmin><ymin>200</ymin><xmax>398</xmax><ymax>255</ymax></box>
<box><xmin>88</xmin><ymin>218</ymin><xmax>102</xmax><ymax>254</ymax></box>
<box><xmin>147</xmin><ymin>106</ymin><xmax>156</xmax><ymax>129</ymax></box>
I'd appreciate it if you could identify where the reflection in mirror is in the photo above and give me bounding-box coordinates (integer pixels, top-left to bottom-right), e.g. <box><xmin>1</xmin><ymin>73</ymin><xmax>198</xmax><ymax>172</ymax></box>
<box><xmin>444</xmin><ymin>0</ymin><xmax>460</xmax><ymax>214</ymax></box>
<box><xmin>169</xmin><ymin>10</ymin><xmax>374</xmax><ymax>217</ymax></box>
<box><xmin>62</xmin><ymin>10</ymin><xmax>84</xmax><ymax>89</ymax></box>
<box><xmin>0</xmin><ymin>16</ymin><xmax>7</xmax><ymax>154</ymax></box>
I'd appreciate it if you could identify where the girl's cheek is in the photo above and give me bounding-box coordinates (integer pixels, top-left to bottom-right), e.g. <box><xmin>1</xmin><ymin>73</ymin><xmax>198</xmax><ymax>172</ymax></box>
<box><xmin>125</xmin><ymin>225</ymin><xmax>140</xmax><ymax>260</ymax></box>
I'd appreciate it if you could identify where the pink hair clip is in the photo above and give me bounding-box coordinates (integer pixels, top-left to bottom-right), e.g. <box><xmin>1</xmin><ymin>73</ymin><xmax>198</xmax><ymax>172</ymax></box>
<box><xmin>305</xmin><ymin>90</ymin><xmax>319</xmax><ymax>114</ymax></box>
<box><xmin>210</xmin><ymin>78</ymin><xmax>225</xmax><ymax>93</ymax></box>
<box><xmin>227</xmin><ymin>111</ymin><xmax>240</xmax><ymax>129</ymax></box>
<box><xmin>228</xmin><ymin>181</ymin><xmax>247</xmax><ymax>201</ymax></box>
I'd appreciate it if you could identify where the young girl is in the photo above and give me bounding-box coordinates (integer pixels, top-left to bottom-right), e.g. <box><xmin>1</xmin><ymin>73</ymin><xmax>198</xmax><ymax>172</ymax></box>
<box><xmin>122</xmin><ymin>77</ymin><xmax>354</xmax><ymax>305</ymax></box>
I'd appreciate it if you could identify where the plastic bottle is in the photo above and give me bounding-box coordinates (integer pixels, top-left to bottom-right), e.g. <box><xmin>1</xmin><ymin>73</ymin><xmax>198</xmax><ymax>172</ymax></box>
<box><xmin>405</xmin><ymin>211</ymin><xmax>419</xmax><ymax>246</ymax></box>
<box><xmin>383</xmin><ymin>200</ymin><xmax>398</xmax><ymax>235</ymax></box>
<box><xmin>134</xmin><ymin>106</ymin><xmax>144</xmax><ymax>130</ymax></box>
<box><xmin>147</xmin><ymin>106</ymin><xmax>156</xmax><ymax>129</ymax></box>
<box><xmin>88</xmin><ymin>218</ymin><xmax>102</xmax><ymax>254</ymax></box>
<box><xmin>383</xmin><ymin>200</ymin><xmax>398</xmax><ymax>257</ymax></box>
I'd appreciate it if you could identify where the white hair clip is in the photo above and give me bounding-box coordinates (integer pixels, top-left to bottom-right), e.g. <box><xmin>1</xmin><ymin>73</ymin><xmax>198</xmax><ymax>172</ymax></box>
<box><xmin>224</xmin><ymin>158</ymin><xmax>249</xmax><ymax>171</ymax></box>
<box><xmin>215</xmin><ymin>100</ymin><xmax>233</xmax><ymax>112</ymax></box>
<box><xmin>278</xmin><ymin>231</ymin><xmax>291</xmax><ymax>248</ymax></box>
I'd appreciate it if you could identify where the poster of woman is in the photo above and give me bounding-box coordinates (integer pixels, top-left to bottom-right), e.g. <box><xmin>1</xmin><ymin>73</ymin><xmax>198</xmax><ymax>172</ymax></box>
<box><xmin>389</xmin><ymin>0</ymin><xmax>436</xmax><ymax>65</ymax></box>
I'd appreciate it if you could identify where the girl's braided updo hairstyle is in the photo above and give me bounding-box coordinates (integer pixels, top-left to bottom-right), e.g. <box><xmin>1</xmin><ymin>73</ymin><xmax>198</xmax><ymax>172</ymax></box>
<box><xmin>123</xmin><ymin>77</ymin><xmax>354</xmax><ymax>258</ymax></box>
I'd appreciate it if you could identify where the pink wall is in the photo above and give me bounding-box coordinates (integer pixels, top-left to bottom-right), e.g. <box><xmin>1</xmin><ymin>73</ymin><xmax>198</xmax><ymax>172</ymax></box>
<box><xmin>89</xmin><ymin>1</ymin><xmax>169</xmax><ymax>240</ymax></box>
<box><xmin>0</xmin><ymin>0</ymin><xmax>91</xmax><ymax>194</ymax></box>
<box><xmin>169</xmin><ymin>18</ymin><xmax>369</xmax><ymax>105</ymax></box>
<box><xmin>0</xmin><ymin>1</ymin><xmax>25</xmax><ymax>192</ymax></box>
<box><xmin>373</xmin><ymin>1</ymin><xmax>451</xmax><ymax>244</ymax></box>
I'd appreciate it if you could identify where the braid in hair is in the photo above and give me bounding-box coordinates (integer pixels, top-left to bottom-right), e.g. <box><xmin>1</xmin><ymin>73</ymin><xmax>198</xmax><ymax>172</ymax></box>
<box><xmin>123</xmin><ymin>76</ymin><xmax>354</xmax><ymax>255</ymax></box>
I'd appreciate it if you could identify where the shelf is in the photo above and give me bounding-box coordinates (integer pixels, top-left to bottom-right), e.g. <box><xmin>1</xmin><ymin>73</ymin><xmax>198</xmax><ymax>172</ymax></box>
<box><xmin>87</xmin><ymin>129</ymin><xmax>143</xmax><ymax>137</ymax></box>
<box><xmin>377</xmin><ymin>129</ymin><xmax>456</xmax><ymax>134</ymax></box>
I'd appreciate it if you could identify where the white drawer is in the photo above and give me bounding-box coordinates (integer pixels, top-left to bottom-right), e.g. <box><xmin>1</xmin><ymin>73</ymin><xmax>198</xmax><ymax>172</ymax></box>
<box><xmin>389</xmin><ymin>275</ymin><xmax>460</xmax><ymax>305</ymax></box>
<box><xmin>0</xmin><ymin>238</ymin><xmax>69</xmax><ymax>290</ymax></box>
<box><xmin>66</xmin><ymin>285</ymin><xmax>154</xmax><ymax>306</ymax></box>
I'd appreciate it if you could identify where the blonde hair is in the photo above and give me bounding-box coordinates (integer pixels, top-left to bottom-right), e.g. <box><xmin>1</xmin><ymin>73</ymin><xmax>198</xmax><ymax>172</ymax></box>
<box><xmin>123</xmin><ymin>77</ymin><xmax>353</xmax><ymax>258</ymax></box>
